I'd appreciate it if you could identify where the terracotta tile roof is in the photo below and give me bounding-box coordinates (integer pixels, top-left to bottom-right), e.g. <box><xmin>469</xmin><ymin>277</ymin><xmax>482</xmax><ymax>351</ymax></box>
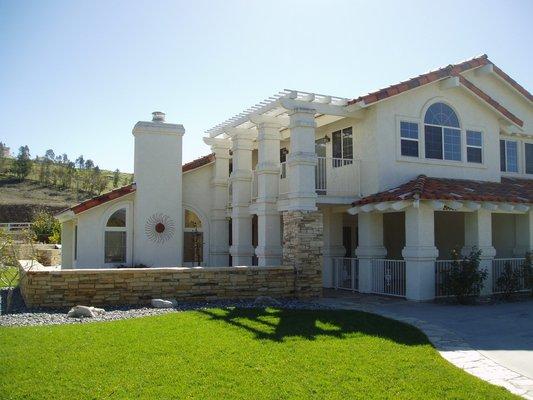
<box><xmin>347</xmin><ymin>54</ymin><xmax>530</xmax><ymax>126</ymax></box>
<box><xmin>58</xmin><ymin>153</ymin><xmax>216</xmax><ymax>217</ymax></box>
<box><xmin>182</xmin><ymin>153</ymin><xmax>215</xmax><ymax>172</ymax></box>
<box><xmin>70</xmin><ymin>184</ymin><xmax>136</xmax><ymax>214</ymax></box>
<box><xmin>353</xmin><ymin>175</ymin><xmax>533</xmax><ymax>206</ymax></box>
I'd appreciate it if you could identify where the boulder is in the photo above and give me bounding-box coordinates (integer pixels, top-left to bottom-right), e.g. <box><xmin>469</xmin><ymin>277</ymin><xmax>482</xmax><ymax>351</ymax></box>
<box><xmin>253</xmin><ymin>296</ymin><xmax>282</xmax><ymax>307</ymax></box>
<box><xmin>67</xmin><ymin>305</ymin><xmax>106</xmax><ymax>318</ymax></box>
<box><xmin>150</xmin><ymin>298</ymin><xmax>178</xmax><ymax>309</ymax></box>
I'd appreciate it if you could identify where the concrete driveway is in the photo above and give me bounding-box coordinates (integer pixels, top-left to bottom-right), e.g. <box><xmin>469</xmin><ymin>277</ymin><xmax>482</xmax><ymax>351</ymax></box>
<box><xmin>320</xmin><ymin>292</ymin><xmax>533</xmax><ymax>379</ymax></box>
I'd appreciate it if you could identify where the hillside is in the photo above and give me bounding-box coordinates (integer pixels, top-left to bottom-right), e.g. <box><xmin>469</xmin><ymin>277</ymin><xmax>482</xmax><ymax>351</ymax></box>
<box><xmin>0</xmin><ymin>169</ymin><xmax>133</xmax><ymax>222</ymax></box>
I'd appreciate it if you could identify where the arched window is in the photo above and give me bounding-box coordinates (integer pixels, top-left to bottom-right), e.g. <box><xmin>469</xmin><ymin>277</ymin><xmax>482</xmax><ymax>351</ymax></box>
<box><xmin>184</xmin><ymin>209</ymin><xmax>203</xmax><ymax>265</ymax></box>
<box><xmin>424</xmin><ymin>102</ymin><xmax>461</xmax><ymax>161</ymax></box>
<box><xmin>105</xmin><ymin>208</ymin><xmax>127</xmax><ymax>264</ymax></box>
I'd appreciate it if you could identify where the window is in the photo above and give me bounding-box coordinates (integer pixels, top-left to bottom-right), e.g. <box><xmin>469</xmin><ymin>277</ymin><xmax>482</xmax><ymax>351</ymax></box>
<box><xmin>104</xmin><ymin>208</ymin><xmax>127</xmax><ymax>264</ymax></box>
<box><xmin>466</xmin><ymin>131</ymin><xmax>483</xmax><ymax>163</ymax></box>
<box><xmin>424</xmin><ymin>103</ymin><xmax>461</xmax><ymax>161</ymax></box>
<box><xmin>400</xmin><ymin>121</ymin><xmax>419</xmax><ymax>157</ymax></box>
<box><xmin>280</xmin><ymin>148</ymin><xmax>288</xmax><ymax>178</ymax></box>
<box><xmin>500</xmin><ymin>139</ymin><xmax>518</xmax><ymax>173</ymax></box>
<box><xmin>184</xmin><ymin>209</ymin><xmax>203</xmax><ymax>264</ymax></box>
<box><xmin>332</xmin><ymin>127</ymin><xmax>353</xmax><ymax>167</ymax></box>
<box><xmin>526</xmin><ymin>143</ymin><xmax>533</xmax><ymax>174</ymax></box>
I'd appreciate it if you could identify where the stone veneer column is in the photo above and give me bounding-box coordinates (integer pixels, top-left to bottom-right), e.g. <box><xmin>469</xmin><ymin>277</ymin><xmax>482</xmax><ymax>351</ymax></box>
<box><xmin>228</xmin><ymin>130</ymin><xmax>254</xmax><ymax>266</ymax></box>
<box><xmin>402</xmin><ymin>204</ymin><xmax>438</xmax><ymax>301</ymax></box>
<box><xmin>355</xmin><ymin>212</ymin><xmax>387</xmax><ymax>293</ymax></box>
<box><xmin>322</xmin><ymin>208</ymin><xmax>345</xmax><ymax>287</ymax></box>
<box><xmin>462</xmin><ymin>209</ymin><xmax>496</xmax><ymax>295</ymax></box>
<box><xmin>203</xmin><ymin>137</ymin><xmax>231</xmax><ymax>266</ymax></box>
<box><xmin>282</xmin><ymin>210</ymin><xmax>323</xmax><ymax>298</ymax></box>
<box><xmin>254</xmin><ymin>121</ymin><xmax>282</xmax><ymax>266</ymax></box>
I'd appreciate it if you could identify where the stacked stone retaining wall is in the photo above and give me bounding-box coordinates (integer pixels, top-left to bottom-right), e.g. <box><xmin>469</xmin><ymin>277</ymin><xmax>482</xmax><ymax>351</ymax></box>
<box><xmin>19</xmin><ymin>264</ymin><xmax>320</xmax><ymax>308</ymax></box>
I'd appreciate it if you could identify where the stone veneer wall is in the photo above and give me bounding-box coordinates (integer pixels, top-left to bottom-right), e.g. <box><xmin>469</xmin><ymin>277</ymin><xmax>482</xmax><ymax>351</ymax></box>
<box><xmin>19</xmin><ymin>265</ymin><xmax>301</xmax><ymax>308</ymax></box>
<box><xmin>282</xmin><ymin>210</ymin><xmax>323</xmax><ymax>298</ymax></box>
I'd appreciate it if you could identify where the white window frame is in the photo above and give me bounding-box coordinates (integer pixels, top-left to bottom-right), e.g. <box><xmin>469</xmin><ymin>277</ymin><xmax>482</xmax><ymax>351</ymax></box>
<box><xmin>465</xmin><ymin>130</ymin><xmax>483</xmax><ymax>164</ymax></box>
<box><xmin>500</xmin><ymin>139</ymin><xmax>519</xmax><ymax>173</ymax></box>
<box><xmin>424</xmin><ymin>123</ymin><xmax>462</xmax><ymax>162</ymax></box>
<box><xmin>331</xmin><ymin>126</ymin><xmax>354</xmax><ymax>167</ymax></box>
<box><xmin>101</xmin><ymin>202</ymin><xmax>133</xmax><ymax>267</ymax></box>
<box><xmin>399</xmin><ymin>120</ymin><xmax>420</xmax><ymax>158</ymax></box>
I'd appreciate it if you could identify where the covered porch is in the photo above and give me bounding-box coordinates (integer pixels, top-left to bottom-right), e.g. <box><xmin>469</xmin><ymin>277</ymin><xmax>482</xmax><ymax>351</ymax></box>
<box><xmin>326</xmin><ymin>175</ymin><xmax>533</xmax><ymax>300</ymax></box>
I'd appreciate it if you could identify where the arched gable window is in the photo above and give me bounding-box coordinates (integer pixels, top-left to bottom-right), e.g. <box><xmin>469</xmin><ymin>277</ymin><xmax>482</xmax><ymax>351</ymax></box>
<box><xmin>105</xmin><ymin>208</ymin><xmax>127</xmax><ymax>264</ymax></box>
<box><xmin>424</xmin><ymin>102</ymin><xmax>461</xmax><ymax>161</ymax></box>
<box><xmin>184</xmin><ymin>209</ymin><xmax>203</xmax><ymax>266</ymax></box>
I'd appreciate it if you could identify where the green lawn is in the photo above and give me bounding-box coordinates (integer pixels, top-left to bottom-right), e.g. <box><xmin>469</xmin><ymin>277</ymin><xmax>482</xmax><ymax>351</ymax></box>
<box><xmin>0</xmin><ymin>266</ymin><xmax>18</xmax><ymax>288</ymax></box>
<box><xmin>0</xmin><ymin>308</ymin><xmax>516</xmax><ymax>399</ymax></box>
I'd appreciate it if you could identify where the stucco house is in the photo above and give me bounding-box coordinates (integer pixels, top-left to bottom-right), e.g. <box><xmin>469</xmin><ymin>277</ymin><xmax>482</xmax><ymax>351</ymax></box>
<box><xmin>56</xmin><ymin>54</ymin><xmax>533</xmax><ymax>301</ymax></box>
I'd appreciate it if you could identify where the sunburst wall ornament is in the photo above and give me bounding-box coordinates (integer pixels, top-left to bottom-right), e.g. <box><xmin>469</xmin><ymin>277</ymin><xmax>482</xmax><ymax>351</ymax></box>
<box><xmin>144</xmin><ymin>213</ymin><xmax>176</xmax><ymax>244</ymax></box>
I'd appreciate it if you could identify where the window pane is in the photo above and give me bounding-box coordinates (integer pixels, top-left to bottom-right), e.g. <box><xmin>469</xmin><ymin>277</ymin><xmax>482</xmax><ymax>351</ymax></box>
<box><xmin>184</xmin><ymin>209</ymin><xmax>202</xmax><ymax>229</ymax></box>
<box><xmin>466</xmin><ymin>131</ymin><xmax>482</xmax><ymax>147</ymax></box>
<box><xmin>401</xmin><ymin>139</ymin><xmax>419</xmax><ymax>157</ymax></box>
<box><xmin>500</xmin><ymin>140</ymin><xmax>506</xmax><ymax>172</ymax></box>
<box><xmin>400</xmin><ymin>122</ymin><xmax>418</xmax><ymax>139</ymax></box>
<box><xmin>443</xmin><ymin>128</ymin><xmax>461</xmax><ymax>161</ymax></box>
<box><xmin>106</xmin><ymin>209</ymin><xmax>126</xmax><ymax>227</ymax></box>
<box><xmin>467</xmin><ymin>147</ymin><xmax>482</xmax><ymax>163</ymax></box>
<box><xmin>342</xmin><ymin>127</ymin><xmax>353</xmax><ymax>159</ymax></box>
<box><xmin>105</xmin><ymin>231</ymin><xmax>126</xmax><ymax>263</ymax></box>
<box><xmin>332</xmin><ymin>131</ymin><xmax>342</xmax><ymax>158</ymax></box>
<box><xmin>424</xmin><ymin>103</ymin><xmax>460</xmax><ymax>128</ymax></box>
<box><xmin>184</xmin><ymin>232</ymin><xmax>203</xmax><ymax>263</ymax></box>
<box><xmin>425</xmin><ymin>125</ymin><xmax>443</xmax><ymax>159</ymax></box>
<box><xmin>506</xmin><ymin>141</ymin><xmax>518</xmax><ymax>172</ymax></box>
<box><xmin>526</xmin><ymin>143</ymin><xmax>533</xmax><ymax>174</ymax></box>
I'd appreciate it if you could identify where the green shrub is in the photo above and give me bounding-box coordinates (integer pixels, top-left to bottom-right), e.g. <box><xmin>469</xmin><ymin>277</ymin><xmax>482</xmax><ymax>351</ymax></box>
<box><xmin>524</xmin><ymin>252</ymin><xmax>533</xmax><ymax>297</ymax></box>
<box><xmin>31</xmin><ymin>211</ymin><xmax>61</xmax><ymax>243</ymax></box>
<box><xmin>446</xmin><ymin>248</ymin><xmax>487</xmax><ymax>304</ymax></box>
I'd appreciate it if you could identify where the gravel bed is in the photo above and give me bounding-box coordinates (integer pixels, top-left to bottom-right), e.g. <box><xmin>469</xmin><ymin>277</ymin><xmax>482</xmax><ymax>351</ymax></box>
<box><xmin>0</xmin><ymin>289</ymin><xmax>329</xmax><ymax>327</ymax></box>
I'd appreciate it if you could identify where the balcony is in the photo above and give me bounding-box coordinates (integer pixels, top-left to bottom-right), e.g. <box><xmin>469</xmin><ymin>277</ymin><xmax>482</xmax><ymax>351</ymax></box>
<box><xmin>250</xmin><ymin>156</ymin><xmax>361</xmax><ymax>203</ymax></box>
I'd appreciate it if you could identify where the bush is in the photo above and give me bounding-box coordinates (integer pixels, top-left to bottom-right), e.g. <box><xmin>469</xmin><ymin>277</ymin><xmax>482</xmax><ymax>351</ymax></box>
<box><xmin>32</xmin><ymin>211</ymin><xmax>61</xmax><ymax>243</ymax></box>
<box><xmin>446</xmin><ymin>248</ymin><xmax>487</xmax><ymax>304</ymax></box>
<box><xmin>524</xmin><ymin>252</ymin><xmax>533</xmax><ymax>297</ymax></box>
<box><xmin>496</xmin><ymin>262</ymin><xmax>523</xmax><ymax>299</ymax></box>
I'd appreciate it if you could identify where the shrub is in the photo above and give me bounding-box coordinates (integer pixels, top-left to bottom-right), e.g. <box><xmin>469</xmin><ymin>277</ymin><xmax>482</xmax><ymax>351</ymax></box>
<box><xmin>496</xmin><ymin>261</ymin><xmax>523</xmax><ymax>299</ymax></box>
<box><xmin>32</xmin><ymin>211</ymin><xmax>61</xmax><ymax>243</ymax></box>
<box><xmin>446</xmin><ymin>248</ymin><xmax>487</xmax><ymax>304</ymax></box>
<box><xmin>524</xmin><ymin>252</ymin><xmax>533</xmax><ymax>297</ymax></box>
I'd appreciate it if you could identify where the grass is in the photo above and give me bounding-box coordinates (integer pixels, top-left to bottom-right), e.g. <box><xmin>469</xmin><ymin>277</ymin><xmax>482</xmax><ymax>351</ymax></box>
<box><xmin>0</xmin><ymin>308</ymin><xmax>517</xmax><ymax>399</ymax></box>
<box><xmin>0</xmin><ymin>266</ymin><xmax>19</xmax><ymax>288</ymax></box>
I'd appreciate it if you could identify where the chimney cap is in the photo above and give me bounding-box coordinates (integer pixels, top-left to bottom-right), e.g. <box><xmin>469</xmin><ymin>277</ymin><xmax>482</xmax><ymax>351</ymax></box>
<box><xmin>152</xmin><ymin>111</ymin><xmax>166</xmax><ymax>122</ymax></box>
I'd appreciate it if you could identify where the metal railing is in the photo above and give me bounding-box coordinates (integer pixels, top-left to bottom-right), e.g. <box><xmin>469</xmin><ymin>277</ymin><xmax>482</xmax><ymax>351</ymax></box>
<box><xmin>0</xmin><ymin>222</ymin><xmax>32</xmax><ymax>233</ymax></box>
<box><xmin>435</xmin><ymin>260</ymin><xmax>455</xmax><ymax>297</ymax></box>
<box><xmin>492</xmin><ymin>258</ymin><xmax>528</xmax><ymax>293</ymax></box>
<box><xmin>371</xmin><ymin>259</ymin><xmax>406</xmax><ymax>297</ymax></box>
<box><xmin>332</xmin><ymin>257</ymin><xmax>359</xmax><ymax>292</ymax></box>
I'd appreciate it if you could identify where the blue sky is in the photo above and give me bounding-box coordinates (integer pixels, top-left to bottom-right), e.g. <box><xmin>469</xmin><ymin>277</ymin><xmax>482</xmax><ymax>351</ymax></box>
<box><xmin>1</xmin><ymin>0</ymin><xmax>531</xmax><ymax>173</ymax></box>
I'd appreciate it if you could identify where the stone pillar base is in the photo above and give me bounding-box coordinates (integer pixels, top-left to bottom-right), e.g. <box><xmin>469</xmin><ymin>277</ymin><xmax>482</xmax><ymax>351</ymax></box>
<box><xmin>282</xmin><ymin>210</ymin><xmax>323</xmax><ymax>298</ymax></box>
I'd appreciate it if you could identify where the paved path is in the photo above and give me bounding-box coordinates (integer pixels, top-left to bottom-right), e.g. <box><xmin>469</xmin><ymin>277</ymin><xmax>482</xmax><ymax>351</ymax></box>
<box><xmin>317</xmin><ymin>293</ymin><xmax>533</xmax><ymax>399</ymax></box>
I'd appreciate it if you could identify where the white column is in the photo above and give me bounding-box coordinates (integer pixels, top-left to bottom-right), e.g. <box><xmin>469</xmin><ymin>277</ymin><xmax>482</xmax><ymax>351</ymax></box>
<box><xmin>323</xmin><ymin>208</ymin><xmax>346</xmax><ymax>287</ymax></box>
<box><xmin>133</xmin><ymin>112</ymin><xmax>184</xmax><ymax>267</ymax></box>
<box><xmin>286</xmin><ymin>107</ymin><xmax>317</xmax><ymax>211</ymax></box>
<box><xmin>514</xmin><ymin>211</ymin><xmax>533</xmax><ymax>256</ymax></box>
<box><xmin>402</xmin><ymin>204</ymin><xmax>438</xmax><ymax>301</ymax></box>
<box><xmin>228</xmin><ymin>130</ymin><xmax>254</xmax><ymax>266</ymax></box>
<box><xmin>203</xmin><ymin>137</ymin><xmax>231</xmax><ymax>266</ymax></box>
<box><xmin>60</xmin><ymin>220</ymin><xmax>75</xmax><ymax>269</ymax></box>
<box><xmin>254</xmin><ymin>121</ymin><xmax>282</xmax><ymax>266</ymax></box>
<box><xmin>355</xmin><ymin>212</ymin><xmax>386</xmax><ymax>293</ymax></box>
<box><xmin>462</xmin><ymin>209</ymin><xmax>496</xmax><ymax>295</ymax></box>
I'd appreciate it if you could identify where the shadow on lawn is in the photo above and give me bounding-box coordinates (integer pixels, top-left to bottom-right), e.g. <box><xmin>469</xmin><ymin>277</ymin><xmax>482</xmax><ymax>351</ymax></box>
<box><xmin>198</xmin><ymin>307</ymin><xmax>428</xmax><ymax>345</ymax></box>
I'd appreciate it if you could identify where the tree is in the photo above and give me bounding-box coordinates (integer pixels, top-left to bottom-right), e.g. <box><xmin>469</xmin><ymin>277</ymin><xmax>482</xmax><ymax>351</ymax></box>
<box><xmin>0</xmin><ymin>142</ymin><xmax>7</xmax><ymax>173</ymax></box>
<box><xmin>75</xmin><ymin>155</ymin><xmax>85</xmax><ymax>170</ymax></box>
<box><xmin>113</xmin><ymin>168</ymin><xmax>120</xmax><ymax>188</ymax></box>
<box><xmin>12</xmin><ymin>145</ymin><xmax>32</xmax><ymax>180</ymax></box>
<box><xmin>44</xmin><ymin>149</ymin><xmax>55</xmax><ymax>161</ymax></box>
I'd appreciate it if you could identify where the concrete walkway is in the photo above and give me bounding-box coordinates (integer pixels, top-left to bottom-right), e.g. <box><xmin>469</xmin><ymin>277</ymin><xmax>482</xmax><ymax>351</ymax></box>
<box><xmin>317</xmin><ymin>292</ymin><xmax>533</xmax><ymax>399</ymax></box>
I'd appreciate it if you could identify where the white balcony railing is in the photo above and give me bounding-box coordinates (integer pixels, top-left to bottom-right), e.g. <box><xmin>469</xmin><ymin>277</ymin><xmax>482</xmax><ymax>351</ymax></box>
<box><xmin>332</xmin><ymin>257</ymin><xmax>359</xmax><ymax>291</ymax></box>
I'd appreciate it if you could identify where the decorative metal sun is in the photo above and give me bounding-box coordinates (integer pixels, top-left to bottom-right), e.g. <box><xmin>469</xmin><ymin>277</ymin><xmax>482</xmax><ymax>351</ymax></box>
<box><xmin>144</xmin><ymin>213</ymin><xmax>176</xmax><ymax>244</ymax></box>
